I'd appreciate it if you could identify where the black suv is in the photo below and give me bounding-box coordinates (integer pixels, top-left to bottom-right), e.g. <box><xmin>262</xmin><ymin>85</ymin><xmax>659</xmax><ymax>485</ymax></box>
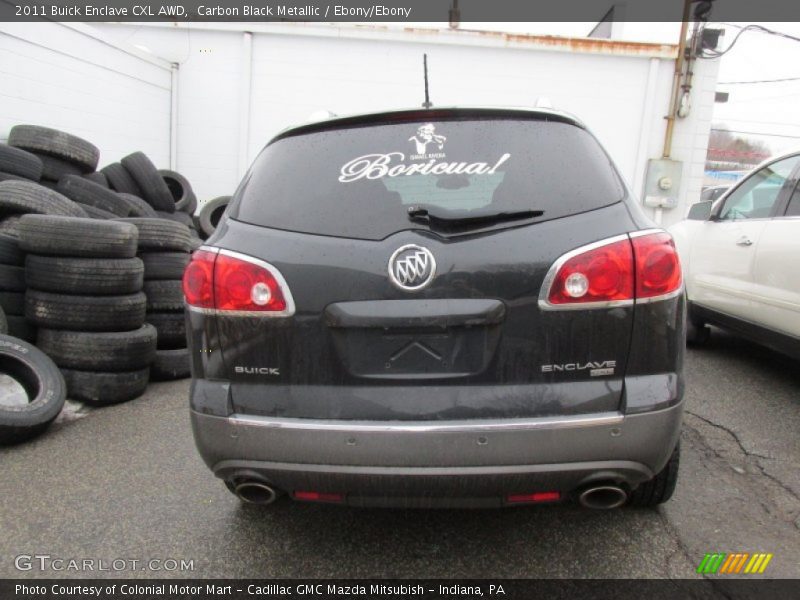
<box><xmin>184</xmin><ymin>107</ymin><xmax>685</xmax><ymax>509</ymax></box>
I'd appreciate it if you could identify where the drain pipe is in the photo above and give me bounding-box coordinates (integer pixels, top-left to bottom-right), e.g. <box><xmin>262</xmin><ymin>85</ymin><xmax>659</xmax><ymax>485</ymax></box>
<box><xmin>662</xmin><ymin>0</ymin><xmax>692</xmax><ymax>159</ymax></box>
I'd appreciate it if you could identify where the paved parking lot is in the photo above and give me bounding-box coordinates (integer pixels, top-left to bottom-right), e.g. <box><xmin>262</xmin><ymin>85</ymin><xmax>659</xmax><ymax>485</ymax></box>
<box><xmin>1</xmin><ymin>328</ymin><xmax>798</xmax><ymax>579</ymax></box>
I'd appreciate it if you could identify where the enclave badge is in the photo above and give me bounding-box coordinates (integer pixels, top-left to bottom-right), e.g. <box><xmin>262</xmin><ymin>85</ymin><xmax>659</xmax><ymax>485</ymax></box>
<box><xmin>388</xmin><ymin>244</ymin><xmax>436</xmax><ymax>291</ymax></box>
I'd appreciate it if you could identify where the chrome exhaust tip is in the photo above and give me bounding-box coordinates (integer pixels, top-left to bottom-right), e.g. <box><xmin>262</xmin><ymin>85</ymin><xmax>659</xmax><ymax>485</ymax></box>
<box><xmin>234</xmin><ymin>481</ymin><xmax>278</xmax><ymax>505</ymax></box>
<box><xmin>578</xmin><ymin>485</ymin><xmax>628</xmax><ymax>509</ymax></box>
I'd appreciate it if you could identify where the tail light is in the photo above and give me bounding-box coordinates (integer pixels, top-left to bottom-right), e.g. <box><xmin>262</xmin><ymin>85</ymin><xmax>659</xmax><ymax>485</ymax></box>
<box><xmin>182</xmin><ymin>248</ymin><xmax>295</xmax><ymax>316</ymax></box>
<box><xmin>506</xmin><ymin>491</ymin><xmax>561</xmax><ymax>504</ymax></box>
<box><xmin>540</xmin><ymin>230</ymin><xmax>682</xmax><ymax>309</ymax></box>
<box><xmin>294</xmin><ymin>491</ymin><xmax>344</xmax><ymax>503</ymax></box>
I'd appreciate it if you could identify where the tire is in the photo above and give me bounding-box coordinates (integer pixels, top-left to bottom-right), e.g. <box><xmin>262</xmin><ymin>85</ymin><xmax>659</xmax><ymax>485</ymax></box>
<box><xmin>140</xmin><ymin>252</ymin><xmax>190</xmax><ymax>280</ymax></box>
<box><xmin>25</xmin><ymin>289</ymin><xmax>146</xmax><ymax>332</ymax></box>
<box><xmin>0</xmin><ymin>216</ymin><xmax>22</xmax><ymax>238</ymax></box>
<box><xmin>628</xmin><ymin>443</ymin><xmax>680</xmax><ymax>508</ymax></box>
<box><xmin>0</xmin><ymin>334</ymin><xmax>66</xmax><ymax>445</ymax></box>
<box><xmin>159</xmin><ymin>169</ymin><xmax>197</xmax><ymax>214</ymax></box>
<box><xmin>0</xmin><ymin>305</ymin><xmax>6</xmax><ymax>334</ymax></box>
<box><xmin>198</xmin><ymin>196</ymin><xmax>231</xmax><ymax>238</ymax></box>
<box><xmin>0</xmin><ymin>144</ymin><xmax>43</xmax><ymax>180</ymax></box>
<box><xmin>37</xmin><ymin>325</ymin><xmax>157</xmax><ymax>371</ymax></box>
<box><xmin>143</xmin><ymin>280</ymin><xmax>184</xmax><ymax>312</ymax></box>
<box><xmin>62</xmin><ymin>368</ymin><xmax>149</xmax><ymax>406</ymax></box>
<box><xmin>188</xmin><ymin>237</ymin><xmax>203</xmax><ymax>251</ymax></box>
<box><xmin>156</xmin><ymin>210</ymin><xmax>195</xmax><ymax>230</ymax></box>
<box><xmin>0</xmin><ymin>181</ymin><xmax>88</xmax><ymax>218</ymax></box>
<box><xmin>35</xmin><ymin>153</ymin><xmax>84</xmax><ymax>182</ymax></box>
<box><xmin>0</xmin><ymin>264</ymin><xmax>26</xmax><ymax>292</ymax></box>
<box><xmin>83</xmin><ymin>171</ymin><xmax>108</xmax><ymax>188</ymax></box>
<box><xmin>101</xmin><ymin>163</ymin><xmax>142</xmax><ymax>196</ymax></box>
<box><xmin>116</xmin><ymin>218</ymin><xmax>191</xmax><ymax>252</ymax></box>
<box><xmin>8</xmin><ymin>125</ymin><xmax>99</xmax><ymax>173</ymax></box>
<box><xmin>117</xmin><ymin>193</ymin><xmax>158</xmax><ymax>218</ymax></box>
<box><xmin>0</xmin><ymin>172</ymin><xmax>27</xmax><ymax>184</ymax></box>
<box><xmin>147</xmin><ymin>312</ymin><xmax>186</xmax><ymax>349</ymax></box>
<box><xmin>150</xmin><ymin>347</ymin><xmax>190</xmax><ymax>380</ymax></box>
<box><xmin>0</xmin><ymin>292</ymin><xmax>25</xmax><ymax>315</ymax></box>
<box><xmin>57</xmin><ymin>175</ymin><xmax>131</xmax><ymax>217</ymax></box>
<box><xmin>120</xmin><ymin>152</ymin><xmax>174</xmax><ymax>212</ymax></box>
<box><xmin>686</xmin><ymin>320</ymin><xmax>710</xmax><ymax>345</ymax></box>
<box><xmin>0</xmin><ymin>234</ymin><xmax>24</xmax><ymax>266</ymax></box>
<box><xmin>80</xmin><ymin>204</ymin><xmax>117</xmax><ymax>220</ymax></box>
<box><xmin>18</xmin><ymin>215</ymin><xmax>138</xmax><ymax>258</ymax></box>
<box><xmin>26</xmin><ymin>255</ymin><xmax>144</xmax><ymax>295</ymax></box>
<box><xmin>6</xmin><ymin>315</ymin><xmax>36</xmax><ymax>341</ymax></box>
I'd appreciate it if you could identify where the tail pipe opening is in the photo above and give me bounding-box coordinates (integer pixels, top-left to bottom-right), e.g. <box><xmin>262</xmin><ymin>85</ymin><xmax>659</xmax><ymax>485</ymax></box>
<box><xmin>234</xmin><ymin>481</ymin><xmax>279</xmax><ymax>505</ymax></box>
<box><xmin>578</xmin><ymin>484</ymin><xmax>628</xmax><ymax>509</ymax></box>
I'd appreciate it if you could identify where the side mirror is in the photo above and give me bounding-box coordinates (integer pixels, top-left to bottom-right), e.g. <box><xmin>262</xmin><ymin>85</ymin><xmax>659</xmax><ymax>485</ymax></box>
<box><xmin>687</xmin><ymin>200</ymin><xmax>713</xmax><ymax>221</ymax></box>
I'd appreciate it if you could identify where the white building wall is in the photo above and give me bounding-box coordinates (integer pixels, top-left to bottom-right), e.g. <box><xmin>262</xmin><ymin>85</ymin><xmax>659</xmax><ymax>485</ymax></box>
<box><xmin>0</xmin><ymin>22</ymin><xmax>173</xmax><ymax>168</ymax></box>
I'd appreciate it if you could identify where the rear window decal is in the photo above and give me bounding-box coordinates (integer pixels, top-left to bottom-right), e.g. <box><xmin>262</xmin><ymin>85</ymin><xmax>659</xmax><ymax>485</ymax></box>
<box><xmin>339</xmin><ymin>152</ymin><xmax>511</xmax><ymax>183</ymax></box>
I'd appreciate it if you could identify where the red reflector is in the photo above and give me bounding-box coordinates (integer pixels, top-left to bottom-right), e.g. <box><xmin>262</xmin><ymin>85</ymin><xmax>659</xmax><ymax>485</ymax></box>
<box><xmin>631</xmin><ymin>232</ymin><xmax>682</xmax><ymax>299</ymax></box>
<box><xmin>547</xmin><ymin>238</ymin><xmax>634</xmax><ymax>305</ymax></box>
<box><xmin>507</xmin><ymin>491</ymin><xmax>561</xmax><ymax>504</ymax></box>
<box><xmin>294</xmin><ymin>491</ymin><xmax>344</xmax><ymax>503</ymax></box>
<box><xmin>182</xmin><ymin>249</ymin><xmax>216</xmax><ymax>309</ymax></box>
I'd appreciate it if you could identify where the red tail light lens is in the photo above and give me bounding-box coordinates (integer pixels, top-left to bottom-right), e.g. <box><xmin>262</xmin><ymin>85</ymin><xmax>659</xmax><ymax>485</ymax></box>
<box><xmin>631</xmin><ymin>232</ymin><xmax>682</xmax><ymax>299</ymax></box>
<box><xmin>541</xmin><ymin>231</ymin><xmax>682</xmax><ymax>308</ymax></box>
<box><xmin>507</xmin><ymin>491</ymin><xmax>561</xmax><ymax>504</ymax></box>
<box><xmin>294</xmin><ymin>491</ymin><xmax>344</xmax><ymax>503</ymax></box>
<box><xmin>182</xmin><ymin>248</ymin><xmax>295</xmax><ymax>315</ymax></box>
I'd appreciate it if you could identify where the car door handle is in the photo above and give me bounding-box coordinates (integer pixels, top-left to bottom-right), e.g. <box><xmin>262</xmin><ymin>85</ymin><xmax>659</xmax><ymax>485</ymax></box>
<box><xmin>736</xmin><ymin>236</ymin><xmax>753</xmax><ymax>246</ymax></box>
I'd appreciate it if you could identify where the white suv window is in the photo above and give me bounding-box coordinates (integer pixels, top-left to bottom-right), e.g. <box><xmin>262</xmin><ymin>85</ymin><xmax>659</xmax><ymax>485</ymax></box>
<box><xmin>719</xmin><ymin>155</ymin><xmax>800</xmax><ymax>220</ymax></box>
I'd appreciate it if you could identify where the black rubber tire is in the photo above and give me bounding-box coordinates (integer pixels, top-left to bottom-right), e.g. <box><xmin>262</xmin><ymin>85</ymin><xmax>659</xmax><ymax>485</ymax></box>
<box><xmin>198</xmin><ymin>196</ymin><xmax>231</xmax><ymax>238</ymax></box>
<box><xmin>686</xmin><ymin>320</ymin><xmax>711</xmax><ymax>345</ymax></box>
<box><xmin>0</xmin><ymin>334</ymin><xmax>66</xmax><ymax>445</ymax></box>
<box><xmin>0</xmin><ymin>144</ymin><xmax>43</xmax><ymax>180</ymax></box>
<box><xmin>0</xmin><ymin>292</ymin><xmax>25</xmax><ymax>315</ymax></box>
<box><xmin>140</xmin><ymin>252</ymin><xmax>190</xmax><ymax>280</ymax></box>
<box><xmin>0</xmin><ymin>181</ymin><xmax>88</xmax><ymax>218</ymax></box>
<box><xmin>61</xmin><ymin>367</ymin><xmax>149</xmax><ymax>406</ymax></box>
<box><xmin>101</xmin><ymin>163</ymin><xmax>143</xmax><ymax>196</ymax></box>
<box><xmin>147</xmin><ymin>312</ymin><xmax>187</xmax><ymax>349</ymax></box>
<box><xmin>37</xmin><ymin>325</ymin><xmax>157</xmax><ymax>371</ymax></box>
<box><xmin>116</xmin><ymin>218</ymin><xmax>191</xmax><ymax>252</ymax></box>
<box><xmin>0</xmin><ymin>305</ymin><xmax>6</xmax><ymax>334</ymax></box>
<box><xmin>0</xmin><ymin>172</ymin><xmax>27</xmax><ymax>184</ymax></box>
<box><xmin>117</xmin><ymin>193</ymin><xmax>158</xmax><ymax>218</ymax></box>
<box><xmin>83</xmin><ymin>171</ymin><xmax>108</xmax><ymax>188</ymax></box>
<box><xmin>156</xmin><ymin>210</ymin><xmax>195</xmax><ymax>230</ymax></box>
<box><xmin>0</xmin><ymin>264</ymin><xmax>26</xmax><ymax>292</ymax></box>
<box><xmin>150</xmin><ymin>347</ymin><xmax>190</xmax><ymax>380</ymax></box>
<box><xmin>35</xmin><ymin>153</ymin><xmax>84</xmax><ymax>182</ymax></box>
<box><xmin>25</xmin><ymin>289</ymin><xmax>146</xmax><ymax>332</ymax></box>
<box><xmin>8</xmin><ymin>125</ymin><xmax>99</xmax><ymax>173</ymax></box>
<box><xmin>57</xmin><ymin>175</ymin><xmax>131</xmax><ymax>217</ymax></box>
<box><xmin>80</xmin><ymin>204</ymin><xmax>117</xmax><ymax>220</ymax></box>
<box><xmin>120</xmin><ymin>152</ymin><xmax>174</xmax><ymax>212</ymax></box>
<box><xmin>143</xmin><ymin>280</ymin><xmax>184</xmax><ymax>312</ymax></box>
<box><xmin>159</xmin><ymin>169</ymin><xmax>197</xmax><ymax>214</ymax></box>
<box><xmin>188</xmin><ymin>237</ymin><xmax>203</xmax><ymax>251</ymax></box>
<box><xmin>0</xmin><ymin>234</ymin><xmax>24</xmax><ymax>266</ymax></box>
<box><xmin>6</xmin><ymin>315</ymin><xmax>36</xmax><ymax>342</ymax></box>
<box><xmin>18</xmin><ymin>215</ymin><xmax>138</xmax><ymax>258</ymax></box>
<box><xmin>26</xmin><ymin>255</ymin><xmax>144</xmax><ymax>295</ymax></box>
<box><xmin>628</xmin><ymin>443</ymin><xmax>680</xmax><ymax>508</ymax></box>
<box><xmin>0</xmin><ymin>216</ymin><xmax>22</xmax><ymax>238</ymax></box>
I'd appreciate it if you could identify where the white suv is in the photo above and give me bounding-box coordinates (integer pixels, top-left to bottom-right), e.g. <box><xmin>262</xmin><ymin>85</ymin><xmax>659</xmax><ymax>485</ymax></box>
<box><xmin>670</xmin><ymin>151</ymin><xmax>800</xmax><ymax>359</ymax></box>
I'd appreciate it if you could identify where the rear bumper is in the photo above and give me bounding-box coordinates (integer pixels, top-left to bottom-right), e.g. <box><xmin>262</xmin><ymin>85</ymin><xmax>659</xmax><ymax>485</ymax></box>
<box><xmin>190</xmin><ymin>398</ymin><xmax>683</xmax><ymax>507</ymax></box>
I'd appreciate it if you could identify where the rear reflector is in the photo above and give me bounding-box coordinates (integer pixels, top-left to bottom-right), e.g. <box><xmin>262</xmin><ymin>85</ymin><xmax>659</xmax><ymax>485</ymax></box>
<box><xmin>507</xmin><ymin>491</ymin><xmax>561</xmax><ymax>504</ymax></box>
<box><xmin>540</xmin><ymin>230</ymin><xmax>682</xmax><ymax>309</ymax></box>
<box><xmin>294</xmin><ymin>491</ymin><xmax>345</xmax><ymax>503</ymax></box>
<box><xmin>182</xmin><ymin>248</ymin><xmax>295</xmax><ymax>316</ymax></box>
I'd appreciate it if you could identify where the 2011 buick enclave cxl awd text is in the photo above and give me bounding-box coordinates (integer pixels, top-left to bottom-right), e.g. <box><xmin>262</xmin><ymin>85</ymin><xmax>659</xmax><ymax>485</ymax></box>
<box><xmin>183</xmin><ymin>107</ymin><xmax>685</xmax><ymax>509</ymax></box>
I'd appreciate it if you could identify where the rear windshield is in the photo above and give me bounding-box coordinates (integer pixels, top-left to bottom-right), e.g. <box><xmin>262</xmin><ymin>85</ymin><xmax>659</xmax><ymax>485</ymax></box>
<box><xmin>230</xmin><ymin>118</ymin><xmax>625</xmax><ymax>240</ymax></box>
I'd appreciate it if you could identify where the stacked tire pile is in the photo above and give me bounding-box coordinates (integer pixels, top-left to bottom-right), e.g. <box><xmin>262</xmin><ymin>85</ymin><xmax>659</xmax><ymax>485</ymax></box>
<box><xmin>20</xmin><ymin>215</ymin><xmax>158</xmax><ymax>406</ymax></box>
<box><xmin>120</xmin><ymin>218</ymin><xmax>193</xmax><ymax>381</ymax></box>
<box><xmin>0</xmin><ymin>234</ymin><xmax>33</xmax><ymax>341</ymax></box>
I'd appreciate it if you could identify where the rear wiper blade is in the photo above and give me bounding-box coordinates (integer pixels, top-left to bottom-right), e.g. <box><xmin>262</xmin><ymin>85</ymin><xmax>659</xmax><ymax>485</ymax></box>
<box><xmin>407</xmin><ymin>206</ymin><xmax>543</xmax><ymax>229</ymax></box>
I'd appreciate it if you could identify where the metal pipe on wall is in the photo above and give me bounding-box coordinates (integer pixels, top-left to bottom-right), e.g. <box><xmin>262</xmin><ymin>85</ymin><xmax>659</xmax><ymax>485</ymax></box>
<box><xmin>662</xmin><ymin>0</ymin><xmax>692</xmax><ymax>158</ymax></box>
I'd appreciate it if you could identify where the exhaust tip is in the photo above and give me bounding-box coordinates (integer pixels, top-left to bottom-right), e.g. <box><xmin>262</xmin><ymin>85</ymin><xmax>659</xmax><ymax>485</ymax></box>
<box><xmin>234</xmin><ymin>481</ymin><xmax>278</xmax><ymax>505</ymax></box>
<box><xmin>578</xmin><ymin>485</ymin><xmax>627</xmax><ymax>509</ymax></box>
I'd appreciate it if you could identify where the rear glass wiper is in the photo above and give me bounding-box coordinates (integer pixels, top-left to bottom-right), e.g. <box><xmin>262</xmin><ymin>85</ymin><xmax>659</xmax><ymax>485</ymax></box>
<box><xmin>407</xmin><ymin>206</ymin><xmax>544</xmax><ymax>230</ymax></box>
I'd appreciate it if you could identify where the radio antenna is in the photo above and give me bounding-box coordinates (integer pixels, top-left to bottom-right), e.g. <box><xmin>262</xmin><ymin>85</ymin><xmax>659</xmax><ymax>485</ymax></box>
<box><xmin>422</xmin><ymin>54</ymin><xmax>432</xmax><ymax>109</ymax></box>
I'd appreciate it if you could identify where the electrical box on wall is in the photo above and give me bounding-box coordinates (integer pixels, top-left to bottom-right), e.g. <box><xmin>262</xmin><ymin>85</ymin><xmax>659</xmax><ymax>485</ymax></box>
<box><xmin>643</xmin><ymin>158</ymin><xmax>683</xmax><ymax>209</ymax></box>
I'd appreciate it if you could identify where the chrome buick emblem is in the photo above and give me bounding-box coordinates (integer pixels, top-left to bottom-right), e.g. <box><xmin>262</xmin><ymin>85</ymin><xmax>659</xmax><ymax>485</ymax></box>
<box><xmin>388</xmin><ymin>244</ymin><xmax>436</xmax><ymax>291</ymax></box>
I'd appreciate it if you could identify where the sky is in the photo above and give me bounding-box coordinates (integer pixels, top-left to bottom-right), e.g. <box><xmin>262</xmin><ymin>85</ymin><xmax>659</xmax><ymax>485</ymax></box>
<box><xmin>462</xmin><ymin>21</ymin><xmax>800</xmax><ymax>156</ymax></box>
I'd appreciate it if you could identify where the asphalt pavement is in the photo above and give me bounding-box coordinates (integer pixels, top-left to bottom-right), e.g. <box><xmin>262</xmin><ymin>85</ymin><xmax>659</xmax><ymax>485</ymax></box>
<box><xmin>0</xmin><ymin>328</ymin><xmax>798</xmax><ymax>580</ymax></box>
